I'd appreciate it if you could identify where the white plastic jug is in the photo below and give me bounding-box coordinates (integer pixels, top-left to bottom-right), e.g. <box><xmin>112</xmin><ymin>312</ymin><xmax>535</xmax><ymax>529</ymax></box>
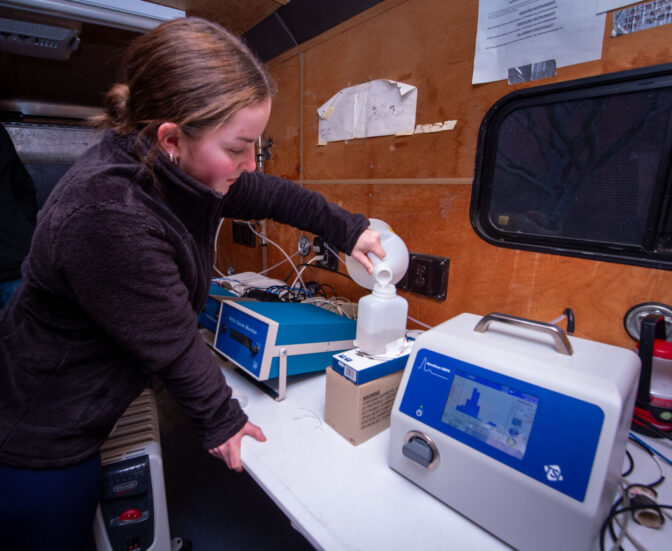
<box><xmin>347</xmin><ymin>219</ymin><xmax>409</xmax><ymax>355</ymax></box>
<box><xmin>345</xmin><ymin>219</ymin><xmax>409</xmax><ymax>290</ymax></box>
<box><xmin>354</xmin><ymin>281</ymin><xmax>408</xmax><ymax>355</ymax></box>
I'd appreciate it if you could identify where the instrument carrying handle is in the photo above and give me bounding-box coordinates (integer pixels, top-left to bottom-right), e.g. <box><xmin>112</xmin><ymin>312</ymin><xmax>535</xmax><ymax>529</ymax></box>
<box><xmin>474</xmin><ymin>312</ymin><xmax>574</xmax><ymax>356</ymax></box>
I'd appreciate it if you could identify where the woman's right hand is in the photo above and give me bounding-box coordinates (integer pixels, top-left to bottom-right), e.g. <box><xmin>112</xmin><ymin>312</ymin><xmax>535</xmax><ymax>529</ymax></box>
<box><xmin>208</xmin><ymin>420</ymin><xmax>266</xmax><ymax>472</ymax></box>
<box><xmin>349</xmin><ymin>228</ymin><xmax>386</xmax><ymax>274</ymax></box>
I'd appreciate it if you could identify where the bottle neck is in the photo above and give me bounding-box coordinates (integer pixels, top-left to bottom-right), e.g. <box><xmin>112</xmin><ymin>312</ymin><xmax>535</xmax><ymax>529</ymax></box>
<box><xmin>372</xmin><ymin>282</ymin><xmax>397</xmax><ymax>297</ymax></box>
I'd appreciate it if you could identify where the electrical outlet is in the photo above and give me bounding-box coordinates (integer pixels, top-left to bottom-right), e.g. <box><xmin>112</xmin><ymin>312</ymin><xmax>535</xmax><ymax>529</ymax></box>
<box><xmin>313</xmin><ymin>237</ymin><xmax>339</xmax><ymax>271</ymax></box>
<box><xmin>398</xmin><ymin>252</ymin><xmax>448</xmax><ymax>300</ymax></box>
<box><xmin>232</xmin><ymin>220</ymin><xmax>256</xmax><ymax>247</ymax></box>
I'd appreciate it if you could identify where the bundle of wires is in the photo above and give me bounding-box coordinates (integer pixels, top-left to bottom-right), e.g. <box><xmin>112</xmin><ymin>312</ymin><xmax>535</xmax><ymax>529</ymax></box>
<box><xmin>599</xmin><ymin>430</ymin><xmax>672</xmax><ymax>551</ymax></box>
<box><xmin>301</xmin><ymin>296</ymin><xmax>357</xmax><ymax>319</ymax></box>
<box><xmin>239</xmin><ymin>284</ymin><xmax>313</xmax><ymax>303</ymax></box>
<box><xmin>211</xmin><ymin>222</ymin><xmax>432</xmax><ymax>327</ymax></box>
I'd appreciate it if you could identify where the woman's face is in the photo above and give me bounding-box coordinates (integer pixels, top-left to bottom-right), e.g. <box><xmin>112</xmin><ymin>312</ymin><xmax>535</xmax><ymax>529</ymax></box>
<box><xmin>178</xmin><ymin>98</ymin><xmax>271</xmax><ymax>195</ymax></box>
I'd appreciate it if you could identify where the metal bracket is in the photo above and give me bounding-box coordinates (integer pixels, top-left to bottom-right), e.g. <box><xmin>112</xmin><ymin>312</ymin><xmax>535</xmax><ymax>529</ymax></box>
<box><xmin>276</xmin><ymin>348</ymin><xmax>288</xmax><ymax>402</ymax></box>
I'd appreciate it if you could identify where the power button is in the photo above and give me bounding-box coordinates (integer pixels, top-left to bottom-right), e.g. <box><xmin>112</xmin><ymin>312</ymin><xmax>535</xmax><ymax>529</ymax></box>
<box><xmin>402</xmin><ymin>431</ymin><xmax>440</xmax><ymax>470</ymax></box>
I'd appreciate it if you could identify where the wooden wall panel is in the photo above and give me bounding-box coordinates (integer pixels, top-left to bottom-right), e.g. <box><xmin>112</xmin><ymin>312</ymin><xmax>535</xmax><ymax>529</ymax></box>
<box><xmin>298</xmin><ymin>0</ymin><xmax>479</xmax><ymax>179</ymax></box>
<box><xmin>264</xmin><ymin>56</ymin><xmax>302</xmax><ymax>180</ymax></box>
<box><xmin>218</xmin><ymin>0</ymin><xmax>672</xmax><ymax>349</ymax></box>
<box><xmin>214</xmin><ymin>220</ymin><xmax>263</xmax><ymax>276</ymax></box>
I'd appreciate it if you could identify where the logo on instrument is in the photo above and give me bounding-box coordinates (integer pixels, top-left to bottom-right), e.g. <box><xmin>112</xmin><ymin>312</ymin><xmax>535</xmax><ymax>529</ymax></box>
<box><xmin>416</xmin><ymin>357</ymin><xmax>450</xmax><ymax>379</ymax></box>
<box><xmin>544</xmin><ymin>464</ymin><xmax>563</xmax><ymax>482</ymax></box>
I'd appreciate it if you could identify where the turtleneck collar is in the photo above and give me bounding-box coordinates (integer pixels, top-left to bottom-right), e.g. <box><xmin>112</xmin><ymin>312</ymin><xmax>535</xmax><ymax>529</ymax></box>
<box><xmin>109</xmin><ymin>130</ymin><xmax>226</xmax><ymax>233</ymax></box>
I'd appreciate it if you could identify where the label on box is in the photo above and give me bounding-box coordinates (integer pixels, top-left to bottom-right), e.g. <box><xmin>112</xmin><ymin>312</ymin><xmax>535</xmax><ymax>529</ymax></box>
<box><xmin>325</xmin><ymin>367</ymin><xmax>405</xmax><ymax>446</ymax></box>
<box><xmin>344</xmin><ymin>364</ymin><xmax>357</xmax><ymax>382</ymax></box>
<box><xmin>361</xmin><ymin>386</ymin><xmax>399</xmax><ymax>429</ymax></box>
<box><xmin>332</xmin><ymin>344</ymin><xmax>411</xmax><ymax>385</ymax></box>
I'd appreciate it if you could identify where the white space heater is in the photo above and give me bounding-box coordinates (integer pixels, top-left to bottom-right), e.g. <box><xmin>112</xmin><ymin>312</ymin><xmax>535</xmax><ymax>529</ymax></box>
<box><xmin>93</xmin><ymin>388</ymin><xmax>178</xmax><ymax>551</ymax></box>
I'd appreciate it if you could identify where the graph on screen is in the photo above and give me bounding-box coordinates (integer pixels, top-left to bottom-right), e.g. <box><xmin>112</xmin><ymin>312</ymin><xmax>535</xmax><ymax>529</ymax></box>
<box><xmin>441</xmin><ymin>370</ymin><xmax>539</xmax><ymax>459</ymax></box>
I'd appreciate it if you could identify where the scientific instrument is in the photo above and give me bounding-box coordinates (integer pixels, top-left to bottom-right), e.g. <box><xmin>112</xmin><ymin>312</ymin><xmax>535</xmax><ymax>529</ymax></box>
<box><xmin>389</xmin><ymin>312</ymin><xmax>640</xmax><ymax>551</ymax></box>
<box><xmin>213</xmin><ymin>300</ymin><xmax>356</xmax><ymax>400</ymax></box>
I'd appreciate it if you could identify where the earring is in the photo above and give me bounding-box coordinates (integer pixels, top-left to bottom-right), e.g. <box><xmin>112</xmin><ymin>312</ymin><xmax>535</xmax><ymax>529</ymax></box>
<box><xmin>169</xmin><ymin>152</ymin><xmax>179</xmax><ymax>166</ymax></box>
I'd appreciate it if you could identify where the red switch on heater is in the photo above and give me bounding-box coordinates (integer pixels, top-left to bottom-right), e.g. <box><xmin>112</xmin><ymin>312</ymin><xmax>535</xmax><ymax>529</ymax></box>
<box><xmin>119</xmin><ymin>508</ymin><xmax>142</xmax><ymax>521</ymax></box>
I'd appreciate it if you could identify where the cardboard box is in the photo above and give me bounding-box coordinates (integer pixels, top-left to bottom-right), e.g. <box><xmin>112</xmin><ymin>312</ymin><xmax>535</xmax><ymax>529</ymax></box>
<box><xmin>332</xmin><ymin>347</ymin><xmax>409</xmax><ymax>385</ymax></box>
<box><xmin>324</xmin><ymin>366</ymin><xmax>404</xmax><ymax>446</ymax></box>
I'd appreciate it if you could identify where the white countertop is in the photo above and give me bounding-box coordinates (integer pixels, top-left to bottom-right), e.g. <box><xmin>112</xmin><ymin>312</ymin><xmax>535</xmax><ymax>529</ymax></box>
<box><xmin>206</xmin><ymin>344</ymin><xmax>672</xmax><ymax>551</ymax></box>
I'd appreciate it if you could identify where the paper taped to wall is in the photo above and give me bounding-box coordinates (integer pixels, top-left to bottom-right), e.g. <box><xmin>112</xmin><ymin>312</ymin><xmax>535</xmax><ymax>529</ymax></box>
<box><xmin>612</xmin><ymin>0</ymin><xmax>672</xmax><ymax>37</ymax></box>
<box><xmin>317</xmin><ymin>79</ymin><xmax>417</xmax><ymax>144</ymax></box>
<box><xmin>414</xmin><ymin>120</ymin><xmax>457</xmax><ymax>134</ymax></box>
<box><xmin>472</xmin><ymin>0</ymin><xmax>606</xmax><ymax>84</ymax></box>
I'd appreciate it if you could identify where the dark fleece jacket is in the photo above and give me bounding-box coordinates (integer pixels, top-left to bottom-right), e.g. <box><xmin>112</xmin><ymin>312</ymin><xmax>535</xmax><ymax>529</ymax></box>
<box><xmin>0</xmin><ymin>130</ymin><xmax>367</xmax><ymax>468</ymax></box>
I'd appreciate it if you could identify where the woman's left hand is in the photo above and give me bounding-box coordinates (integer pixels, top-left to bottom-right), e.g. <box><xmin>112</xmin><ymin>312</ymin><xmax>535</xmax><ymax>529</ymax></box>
<box><xmin>208</xmin><ymin>420</ymin><xmax>266</xmax><ymax>472</ymax></box>
<box><xmin>349</xmin><ymin>228</ymin><xmax>385</xmax><ymax>274</ymax></box>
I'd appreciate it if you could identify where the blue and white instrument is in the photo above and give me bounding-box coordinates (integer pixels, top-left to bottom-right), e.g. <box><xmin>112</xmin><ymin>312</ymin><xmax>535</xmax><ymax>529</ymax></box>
<box><xmin>213</xmin><ymin>300</ymin><xmax>356</xmax><ymax>400</ymax></box>
<box><xmin>389</xmin><ymin>312</ymin><xmax>640</xmax><ymax>551</ymax></box>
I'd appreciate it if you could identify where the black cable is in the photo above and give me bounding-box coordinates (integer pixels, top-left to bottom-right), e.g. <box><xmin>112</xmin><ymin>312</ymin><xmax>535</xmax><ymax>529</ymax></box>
<box><xmin>605</xmin><ymin>495</ymin><xmax>625</xmax><ymax>550</ymax></box>
<box><xmin>283</xmin><ymin>263</ymin><xmax>319</xmax><ymax>284</ymax></box>
<box><xmin>600</xmin><ymin>503</ymin><xmax>672</xmax><ymax>551</ymax></box>
<box><xmin>238</xmin><ymin>284</ymin><xmax>315</xmax><ymax>303</ymax></box>
<box><xmin>563</xmin><ymin>307</ymin><xmax>575</xmax><ymax>334</ymax></box>
<box><xmin>240</xmin><ymin>288</ymin><xmax>282</xmax><ymax>302</ymax></box>
<box><xmin>627</xmin><ymin>436</ymin><xmax>666</xmax><ymax>489</ymax></box>
<box><xmin>304</xmin><ymin>280</ymin><xmax>328</xmax><ymax>298</ymax></box>
<box><xmin>273</xmin><ymin>284</ymin><xmax>314</xmax><ymax>302</ymax></box>
<box><xmin>297</xmin><ymin>263</ymin><xmax>354</xmax><ymax>281</ymax></box>
<box><xmin>601</xmin><ymin>438</ymin><xmax>669</xmax><ymax>551</ymax></box>
<box><xmin>317</xmin><ymin>282</ymin><xmax>337</xmax><ymax>298</ymax></box>
<box><xmin>632</xmin><ymin>414</ymin><xmax>672</xmax><ymax>442</ymax></box>
<box><xmin>233</xmin><ymin>275</ymin><xmax>346</xmax><ymax>308</ymax></box>
<box><xmin>622</xmin><ymin>449</ymin><xmax>634</xmax><ymax>478</ymax></box>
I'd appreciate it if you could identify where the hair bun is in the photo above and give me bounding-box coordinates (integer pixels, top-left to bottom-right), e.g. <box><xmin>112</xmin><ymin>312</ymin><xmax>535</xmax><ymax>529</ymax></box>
<box><xmin>102</xmin><ymin>83</ymin><xmax>131</xmax><ymax>131</ymax></box>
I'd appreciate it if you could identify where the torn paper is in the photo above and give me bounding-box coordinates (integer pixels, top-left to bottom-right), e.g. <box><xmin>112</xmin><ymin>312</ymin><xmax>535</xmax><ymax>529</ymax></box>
<box><xmin>414</xmin><ymin>120</ymin><xmax>457</xmax><ymax>134</ymax></box>
<box><xmin>317</xmin><ymin>79</ymin><xmax>417</xmax><ymax>144</ymax></box>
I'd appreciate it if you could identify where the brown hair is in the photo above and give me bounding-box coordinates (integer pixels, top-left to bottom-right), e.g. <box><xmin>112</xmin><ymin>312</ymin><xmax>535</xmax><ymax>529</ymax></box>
<box><xmin>95</xmin><ymin>17</ymin><xmax>275</xmax><ymax>149</ymax></box>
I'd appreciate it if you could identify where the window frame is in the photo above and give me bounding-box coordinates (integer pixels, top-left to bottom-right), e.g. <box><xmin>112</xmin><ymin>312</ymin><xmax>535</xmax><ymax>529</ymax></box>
<box><xmin>470</xmin><ymin>63</ymin><xmax>672</xmax><ymax>271</ymax></box>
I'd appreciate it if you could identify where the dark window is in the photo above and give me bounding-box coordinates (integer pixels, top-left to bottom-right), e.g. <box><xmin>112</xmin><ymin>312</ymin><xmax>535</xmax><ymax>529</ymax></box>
<box><xmin>471</xmin><ymin>63</ymin><xmax>672</xmax><ymax>270</ymax></box>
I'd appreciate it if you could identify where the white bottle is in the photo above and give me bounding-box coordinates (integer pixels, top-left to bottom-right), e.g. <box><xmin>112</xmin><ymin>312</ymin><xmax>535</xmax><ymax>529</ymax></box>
<box><xmin>347</xmin><ymin>218</ymin><xmax>409</xmax><ymax>355</ymax></box>
<box><xmin>345</xmin><ymin>219</ymin><xmax>409</xmax><ymax>290</ymax></box>
<box><xmin>354</xmin><ymin>279</ymin><xmax>408</xmax><ymax>356</ymax></box>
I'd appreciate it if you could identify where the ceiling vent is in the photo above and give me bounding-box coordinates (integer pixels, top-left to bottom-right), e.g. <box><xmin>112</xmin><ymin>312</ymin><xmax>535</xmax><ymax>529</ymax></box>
<box><xmin>0</xmin><ymin>16</ymin><xmax>80</xmax><ymax>59</ymax></box>
<box><xmin>0</xmin><ymin>1</ymin><xmax>184</xmax><ymax>33</ymax></box>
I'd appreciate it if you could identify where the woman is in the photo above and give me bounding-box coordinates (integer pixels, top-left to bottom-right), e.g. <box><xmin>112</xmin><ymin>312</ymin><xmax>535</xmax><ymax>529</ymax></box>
<box><xmin>0</xmin><ymin>17</ymin><xmax>383</xmax><ymax>550</ymax></box>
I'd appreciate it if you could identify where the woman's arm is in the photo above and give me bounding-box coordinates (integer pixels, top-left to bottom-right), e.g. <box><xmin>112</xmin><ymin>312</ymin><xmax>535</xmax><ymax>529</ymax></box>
<box><xmin>53</xmin><ymin>204</ymin><xmax>249</xmax><ymax>451</ymax></box>
<box><xmin>221</xmin><ymin>172</ymin><xmax>371</xmax><ymax>255</ymax></box>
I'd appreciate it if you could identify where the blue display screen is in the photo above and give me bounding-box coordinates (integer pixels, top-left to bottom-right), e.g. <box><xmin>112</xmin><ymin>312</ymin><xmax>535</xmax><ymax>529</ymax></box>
<box><xmin>441</xmin><ymin>370</ymin><xmax>539</xmax><ymax>459</ymax></box>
